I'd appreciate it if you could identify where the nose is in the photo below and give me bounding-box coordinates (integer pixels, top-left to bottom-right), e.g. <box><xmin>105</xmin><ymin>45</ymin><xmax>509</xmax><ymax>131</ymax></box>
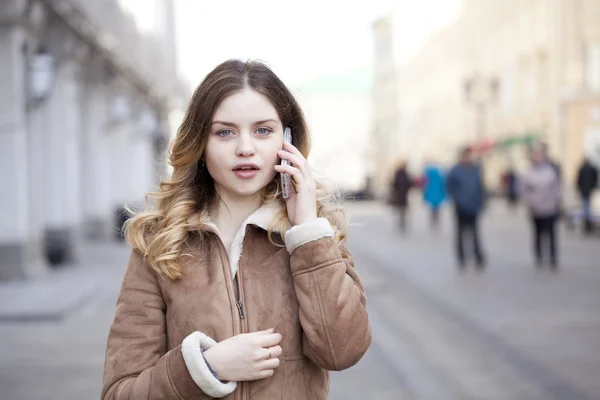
<box><xmin>236</xmin><ymin>132</ymin><xmax>256</xmax><ymax>157</ymax></box>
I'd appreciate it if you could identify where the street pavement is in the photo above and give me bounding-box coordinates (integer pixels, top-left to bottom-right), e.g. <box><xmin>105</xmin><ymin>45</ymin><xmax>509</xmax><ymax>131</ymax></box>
<box><xmin>0</xmin><ymin>199</ymin><xmax>599</xmax><ymax>400</ymax></box>
<box><xmin>330</xmin><ymin>199</ymin><xmax>600</xmax><ymax>400</ymax></box>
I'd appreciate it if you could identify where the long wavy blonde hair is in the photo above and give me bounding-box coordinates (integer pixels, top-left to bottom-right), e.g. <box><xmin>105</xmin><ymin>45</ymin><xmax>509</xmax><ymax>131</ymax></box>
<box><xmin>125</xmin><ymin>60</ymin><xmax>348</xmax><ymax>280</ymax></box>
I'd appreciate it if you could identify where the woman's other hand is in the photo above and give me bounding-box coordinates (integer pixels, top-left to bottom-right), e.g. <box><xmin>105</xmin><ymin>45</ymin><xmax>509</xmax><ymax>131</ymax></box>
<box><xmin>202</xmin><ymin>328</ymin><xmax>283</xmax><ymax>382</ymax></box>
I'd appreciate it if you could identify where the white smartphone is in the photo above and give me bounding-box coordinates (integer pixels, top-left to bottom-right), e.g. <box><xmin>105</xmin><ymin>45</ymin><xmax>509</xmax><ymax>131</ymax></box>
<box><xmin>281</xmin><ymin>127</ymin><xmax>292</xmax><ymax>199</ymax></box>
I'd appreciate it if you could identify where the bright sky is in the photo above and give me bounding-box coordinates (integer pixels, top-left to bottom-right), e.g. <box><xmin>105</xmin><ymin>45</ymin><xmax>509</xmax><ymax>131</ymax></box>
<box><xmin>172</xmin><ymin>0</ymin><xmax>462</xmax><ymax>89</ymax></box>
<box><xmin>118</xmin><ymin>0</ymin><xmax>462</xmax><ymax>89</ymax></box>
<box><xmin>172</xmin><ymin>0</ymin><xmax>390</xmax><ymax>87</ymax></box>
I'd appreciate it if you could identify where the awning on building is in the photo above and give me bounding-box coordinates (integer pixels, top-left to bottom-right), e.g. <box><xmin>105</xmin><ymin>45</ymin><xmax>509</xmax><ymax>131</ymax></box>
<box><xmin>469</xmin><ymin>132</ymin><xmax>542</xmax><ymax>154</ymax></box>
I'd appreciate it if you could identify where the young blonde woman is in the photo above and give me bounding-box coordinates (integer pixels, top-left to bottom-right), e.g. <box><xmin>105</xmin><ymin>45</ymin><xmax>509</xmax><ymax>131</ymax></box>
<box><xmin>101</xmin><ymin>59</ymin><xmax>372</xmax><ymax>400</ymax></box>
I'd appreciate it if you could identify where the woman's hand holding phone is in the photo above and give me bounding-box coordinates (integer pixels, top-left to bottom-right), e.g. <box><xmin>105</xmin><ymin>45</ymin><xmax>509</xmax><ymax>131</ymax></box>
<box><xmin>275</xmin><ymin>130</ymin><xmax>318</xmax><ymax>226</ymax></box>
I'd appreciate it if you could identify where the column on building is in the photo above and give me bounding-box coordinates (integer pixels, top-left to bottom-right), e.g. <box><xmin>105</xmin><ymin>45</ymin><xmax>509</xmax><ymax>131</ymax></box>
<box><xmin>130</xmin><ymin>102</ymin><xmax>160</xmax><ymax>204</ymax></box>
<box><xmin>105</xmin><ymin>88</ymin><xmax>156</xmax><ymax>239</ymax></box>
<box><xmin>26</xmin><ymin>74</ymin><xmax>53</xmax><ymax>277</ymax></box>
<box><xmin>0</xmin><ymin>22</ymin><xmax>34</xmax><ymax>279</ymax></box>
<box><xmin>43</xmin><ymin>60</ymin><xmax>84</xmax><ymax>264</ymax></box>
<box><xmin>80</xmin><ymin>62</ymin><xmax>112</xmax><ymax>239</ymax></box>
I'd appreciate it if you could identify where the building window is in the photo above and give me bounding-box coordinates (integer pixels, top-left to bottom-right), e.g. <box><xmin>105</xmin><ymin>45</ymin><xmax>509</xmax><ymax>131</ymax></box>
<box><xmin>587</xmin><ymin>42</ymin><xmax>600</xmax><ymax>93</ymax></box>
<box><xmin>537</xmin><ymin>50</ymin><xmax>549</xmax><ymax>100</ymax></box>
<box><xmin>500</xmin><ymin>65</ymin><xmax>515</xmax><ymax>112</ymax></box>
<box><xmin>518</xmin><ymin>56</ymin><xmax>535</xmax><ymax>107</ymax></box>
<box><xmin>375</xmin><ymin>35</ymin><xmax>393</xmax><ymax>65</ymax></box>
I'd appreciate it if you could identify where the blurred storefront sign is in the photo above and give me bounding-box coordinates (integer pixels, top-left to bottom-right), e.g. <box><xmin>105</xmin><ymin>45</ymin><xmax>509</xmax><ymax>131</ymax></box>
<box><xmin>469</xmin><ymin>132</ymin><xmax>541</xmax><ymax>155</ymax></box>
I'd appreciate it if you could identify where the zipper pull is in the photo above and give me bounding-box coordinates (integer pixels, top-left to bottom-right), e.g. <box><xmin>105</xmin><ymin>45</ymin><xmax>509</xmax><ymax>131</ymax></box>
<box><xmin>236</xmin><ymin>300</ymin><xmax>245</xmax><ymax>319</ymax></box>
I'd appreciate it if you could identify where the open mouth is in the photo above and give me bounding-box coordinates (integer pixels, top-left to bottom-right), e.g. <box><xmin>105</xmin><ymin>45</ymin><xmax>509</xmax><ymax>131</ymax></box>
<box><xmin>233</xmin><ymin>166</ymin><xmax>259</xmax><ymax>171</ymax></box>
<box><xmin>233</xmin><ymin>163</ymin><xmax>260</xmax><ymax>171</ymax></box>
<box><xmin>233</xmin><ymin>164</ymin><xmax>260</xmax><ymax>178</ymax></box>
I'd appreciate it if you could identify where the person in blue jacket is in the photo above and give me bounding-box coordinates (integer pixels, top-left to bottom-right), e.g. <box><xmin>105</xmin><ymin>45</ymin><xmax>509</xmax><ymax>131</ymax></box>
<box><xmin>422</xmin><ymin>162</ymin><xmax>447</xmax><ymax>230</ymax></box>
<box><xmin>446</xmin><ymin>147</ymin><xmax>487</xmax><ymax>269</ymax></box>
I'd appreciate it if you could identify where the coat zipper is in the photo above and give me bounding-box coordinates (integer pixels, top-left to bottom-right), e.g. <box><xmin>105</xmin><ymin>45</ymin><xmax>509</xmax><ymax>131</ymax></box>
<box><xmin>236</xmin><ymin>299</ymin><xmax>245</xmax><ymax>319</ymax></box>
<box><xmin>212</xmin><ymin>231</ymin><xmax>250</xmax><ymax>400</ymax></box>
<box><xmin>235</xmin><ymin>262</ymin><xmax>250</xmax><ymax>400</ymax></box>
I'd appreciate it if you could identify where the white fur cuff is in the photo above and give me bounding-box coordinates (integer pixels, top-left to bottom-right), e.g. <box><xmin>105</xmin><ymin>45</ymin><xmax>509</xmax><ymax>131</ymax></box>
<box><xmin>181</xmin><ymin>331</ymin><xmax>237</xmax><ymax>398</ymax></box>
<box><xmin>284</xmin><ymin>218</ymin><xmax>334</xmax><ymax>254</ymax></box>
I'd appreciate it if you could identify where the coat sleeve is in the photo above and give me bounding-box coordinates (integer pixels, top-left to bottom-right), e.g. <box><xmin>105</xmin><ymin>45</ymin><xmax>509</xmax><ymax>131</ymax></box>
<box><xmin>284</xmin><ymin>218</ymin><xmax>372</xmax><ymax>371</ymax></box>
<box><xmin>102</xmin><ymin>250</ymin><xmax>234</xmax><ymax>400</ymax></box>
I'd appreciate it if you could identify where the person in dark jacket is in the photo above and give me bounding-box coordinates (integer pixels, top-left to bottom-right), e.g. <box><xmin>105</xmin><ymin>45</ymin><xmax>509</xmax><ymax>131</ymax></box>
<box><xmin>577</xmin><ymin>158</ymin><xmax>599</xmax><ymax>234</ymax></box>
<box><xmin>502</xmin><ymin>168</ymin><xmax>518</xmax><ymax>208</ymax></box>
<box><xmin>391</xmin><ymin>161</ymin><xmax>413</xmax><ymax>232</ymax></box>
<box><xmin>446</xmin><ymin>147</ymin><xmax>486</xmax><ymax>269</ymax></box>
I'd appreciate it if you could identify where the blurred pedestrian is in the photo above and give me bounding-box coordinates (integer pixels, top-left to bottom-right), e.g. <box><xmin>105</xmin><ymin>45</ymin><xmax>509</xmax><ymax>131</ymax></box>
<box><xmin>502</xmin><ymin>168</ymin><xmax>518</xmax><ymax>209</ymax></box>
<box><xmin>519</xmin><ymin>143</ymin><xmax>562</xmax><ymax>269</ymax></box>
<box><xmin>446</xmin><ymin>147</ymin><xmax>487</xmax><ymax>270</ymax></box>
<box><xmin>102</xmin><ymin>60</ymin><xmax>371</xmax><ymax>399</ymax></box>
<box><xmin>541</xmin><ymin>142</ymin><xmax>562</xmax><ymax>180</ymax></box>
<box><xmin>422</xmin><ymin>162</ymin><xmax>446</xmax><ymax>230</ymax></box>
<box><xmin>577</xmin><ymin>158</ymin><xmax>598</xmax><ymax>235</ymax></box>
<box><xmin>390</xmin><ymin>161</ymin><xmax>413</xmax><ymax>232</ymax></box>
<box><xmin>540</xmin><ymin>142</ymin><xmax>563</xmax><ymax>217</ymax></box>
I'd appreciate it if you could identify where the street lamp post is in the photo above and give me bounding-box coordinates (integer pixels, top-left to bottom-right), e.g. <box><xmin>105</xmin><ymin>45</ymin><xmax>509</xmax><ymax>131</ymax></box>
<box><xmin>464</xmin><ymin>74</ymin><xmax>499</xmax><ymax>141</ymax></box>
<box><xmin>27</xmin><ymin>45</ymin><xmax>55</xmax><ymax>109</ymax></box>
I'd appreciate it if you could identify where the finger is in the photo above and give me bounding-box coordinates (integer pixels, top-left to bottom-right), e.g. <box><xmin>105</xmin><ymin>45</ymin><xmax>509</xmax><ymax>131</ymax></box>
<box><xmin>254</xmin><ymin>369</ymin><xmax>274</xmax><ymax>380</ymax></box>
<box><xmin>248</xmin><ymin>328</ymin><xmax>275</xmax><ymax>336</ymax></box>
<box><xmin>252</xmin><ymin>347</ymin><xmax>270</xmax><ymax>361</ymax></box>
<box><xmin>278</xmin><ymin>150</ymin><xmax>310</xmax><ymax>176</ymax></box>
<box><xmin>264</xmin><ymin>347</ymin><xmax>272</xmax><ymax>360</ymax></box>
<box><xmin>257</xmin><ymin>357</ymin><xmax>280</xmax><ymax>370</ymax></box>
<box><xmin>280</xmin><ymin>144</ymin><xmax>311</xmax><ymax>179</ymax></box>
<box><xmin>267</xmin><ymin>345</ymin><xmax>282</xmax><ymax>358</ymax></box>
<box><xmin>274</xmin><ymin>165</ymin><xmax>314</xmax><ymax>193</ymax></box>
<box><xmin>274</xmin><ymin>165</ymin><xmax>304</xmax><ymax>185</ymax></box>
<box><xmin>282</xmin><ymin>141</ymin><xmax>305</xmax><ymax>160</ymax></box>
<box><xmin>258</xmin><ymin>332</ymin><xmax>282</xmax><ymax>348</ymax></box>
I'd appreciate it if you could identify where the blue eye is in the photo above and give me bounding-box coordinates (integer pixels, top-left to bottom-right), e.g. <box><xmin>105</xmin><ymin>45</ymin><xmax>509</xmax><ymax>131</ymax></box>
<box><xmin>217</xmin><ymin>129</ymin><xmax>234</xmax><ymax>137</ymax></box>
<box><xmin>256</xmin><ymin>127</ymin><xmax>272</xmax><ymax>135</ymax></box>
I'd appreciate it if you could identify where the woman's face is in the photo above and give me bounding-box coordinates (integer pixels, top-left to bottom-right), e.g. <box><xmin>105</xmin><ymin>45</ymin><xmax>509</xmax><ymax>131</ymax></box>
<box><xmin>204</xmin><ymin>88</ymin><xmax>284</xmax><ymax>200</ymax></box>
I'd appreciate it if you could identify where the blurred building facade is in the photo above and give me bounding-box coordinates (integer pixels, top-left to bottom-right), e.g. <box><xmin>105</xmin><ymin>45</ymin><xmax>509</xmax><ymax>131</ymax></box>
<box><xmin>0</xmin><ymin>0</ymin><xmax>186</xmax><ymax>280</ymax></box>
<box><xmin>294</xmin><ymin>70</ymin><xmax>372</xmax><ymax>195</ymax></box>
<box><xmin>372</xmin><ymin>0</ymin><xmax>600</xmax><ymax>197</ymax></box>
<box><xmin>370</xmin><ymin>15</ymin><xmax>399</xmax><ymax>197</ymax></box>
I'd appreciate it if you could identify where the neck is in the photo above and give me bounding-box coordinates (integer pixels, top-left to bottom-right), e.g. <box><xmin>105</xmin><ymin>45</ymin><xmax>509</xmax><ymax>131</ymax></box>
<box><xmin>210</xmin><ymin>188</ymin><xmax>264</xmax><ymax>238</ymax></box>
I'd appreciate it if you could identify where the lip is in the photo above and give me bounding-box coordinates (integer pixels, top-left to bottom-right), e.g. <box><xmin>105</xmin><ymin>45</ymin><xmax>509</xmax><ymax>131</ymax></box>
<box><xmin>232</xmin><ymin>163</ymin><xmax>260</xmax><ymax>171</ymax></box>
<box><xmin>232</xmin><ymin>163</ymin><xmax>260</xmax><ymax>179</ymax></box>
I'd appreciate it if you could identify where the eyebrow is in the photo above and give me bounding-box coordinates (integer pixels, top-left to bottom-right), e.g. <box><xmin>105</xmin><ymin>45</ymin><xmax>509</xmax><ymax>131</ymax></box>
<box><xmin>211</xmin><ymin>119</ymin><xmax>279</xmax><ymax>127</ymax></box>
